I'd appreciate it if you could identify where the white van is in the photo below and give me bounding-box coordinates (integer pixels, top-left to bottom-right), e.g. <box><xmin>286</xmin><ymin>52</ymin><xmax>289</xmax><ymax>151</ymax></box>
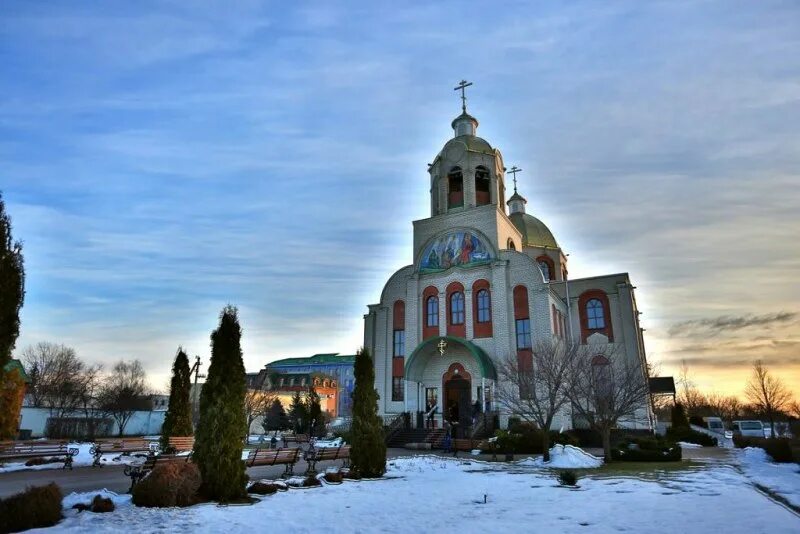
<box><xmin>703</xmin><ymin>417</ymin><xmax>725</xmax><ymax>435</ymax></box>
<box><xmin>732</xmin><ymin>420</ymin><xmax>764</xmax><ymax>437</ymax></box>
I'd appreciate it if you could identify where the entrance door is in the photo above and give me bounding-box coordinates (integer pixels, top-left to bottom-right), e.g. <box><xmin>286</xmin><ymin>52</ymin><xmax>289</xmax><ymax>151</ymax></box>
<box><xmin>444</xmin><ymin>375</ymin><xmax>471</xmax><ymax>437</ymax></box>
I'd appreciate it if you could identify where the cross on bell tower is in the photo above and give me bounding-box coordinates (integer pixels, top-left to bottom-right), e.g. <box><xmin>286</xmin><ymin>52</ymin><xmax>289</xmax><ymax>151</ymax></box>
<box><xmin>508</xmin><ymin>166</ymin><xmax>522</xmax><ymax>193</ymax></box>
<box><xmin>454</xmin><ymin>79</ymin><xmax>473</xmax><ymax>112</ymax></box>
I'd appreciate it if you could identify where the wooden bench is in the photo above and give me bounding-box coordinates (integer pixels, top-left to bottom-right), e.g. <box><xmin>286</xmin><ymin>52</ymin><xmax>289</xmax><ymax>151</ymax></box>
<box><xmin>282</xmin><ymin>434</ymin><xmax>310</xmax><ymax>448</ymax></box>
<box><xmin>245</xmin><ymin>447</ymin><xmax>301</xmax><ymax>477</ymax></box>
<box><xmin>166</xmin><ymin>436</ymin><xmax>194</xmax><ymax>453</ymax></box>
<box><xmin>0</xmin><ymin>440</ymin><xmax>78</xmax><ymax>470</ymax></box>
<box><xmin>123</xmin><ymin>454</ymin><xmax>191</xmax><ymax>492</ymax></box>
<box><xmin>90</xmin><ymin>438</ymin><xmax>158</xmax><ymax>467</ymax></box>
<box><xmin>304</xmin><ymin>445</ymin><xmax>350</xmax><ymax>474</ymax></box>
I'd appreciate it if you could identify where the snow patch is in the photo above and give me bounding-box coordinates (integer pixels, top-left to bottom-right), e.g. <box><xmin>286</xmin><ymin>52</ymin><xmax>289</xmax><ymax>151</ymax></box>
<box><xmin>517</xmin><ymin>445</ymin><xmax>603</xmax><ymax>469</ymax></box>
<box><xmin>737</xmin><ymin>446</ymin><xmax>800</xmax><ymax>508</ymax></box>
<box><xmin>678</xmin><ymin>442</ymin><xmax>704</xmax><ymax>449</ymax></box>
<box><xmin>62</xmin><ymin>489</ymin><xmax>132</xmax><ymax>510</ymax></box>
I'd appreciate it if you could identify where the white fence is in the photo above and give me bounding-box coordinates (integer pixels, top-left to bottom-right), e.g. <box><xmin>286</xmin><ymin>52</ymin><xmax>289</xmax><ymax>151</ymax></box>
<box><xmin>20</xmin><ymin>407</ymin><xmax>166</xmax><ymax>438</ymax></box>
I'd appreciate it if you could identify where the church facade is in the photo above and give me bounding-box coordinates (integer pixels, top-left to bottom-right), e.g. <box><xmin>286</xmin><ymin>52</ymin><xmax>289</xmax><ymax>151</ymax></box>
<box><xmin>363</xmin><ymin>95</ymin><xmax>652</xmax><ymax>432</ymax></box>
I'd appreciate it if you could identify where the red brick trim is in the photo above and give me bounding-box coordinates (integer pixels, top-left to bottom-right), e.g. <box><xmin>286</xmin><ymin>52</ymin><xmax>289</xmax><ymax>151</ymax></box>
<box><xmin>578</xmin><ymin>289</ymin><xmax>614</xmax><ymax>343</ymax></box>
<box><xmin>472</xmin><ymin>279</ymin><xmax>492</xmax><ymax>338</ymax></box>
<box><xmin>442</xmin><ymin>362</ymin><xmax>472</xmax><ymax>383</ymax></box>
<box><xmin>536</xmin><ymin>255</ymin><xmax>555</xmax><ymax>281</ymax></box>
<box><xmin>446</xmin><ymin>281</ymin><xmax>466</xmax><ymax>338</ymax></box>
<box><xmin>513</xmin><ymin>285</ymin><xmax>529</xmax><ymax>320</ymax></box>
<box><xmin>393</xmin><ymin>300</ymin><xmax>405</xmax><ymax>330</ymax></box>
<box><xmin>422</xmin><ymin>286</ymin><xmax>439</xmax><ymax>340</ymax></box>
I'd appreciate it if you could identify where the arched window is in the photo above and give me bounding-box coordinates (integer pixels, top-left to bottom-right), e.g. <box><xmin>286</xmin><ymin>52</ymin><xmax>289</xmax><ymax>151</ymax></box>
<box><xmin>538</xmin><ymin>261</ymin><xmax>551</xmax><ymax>281</ymax></box>
<box><xmin>477</xmin><ymin>289</ymin><xmax>491</xmax><ymax>323</ymax></box>
<box><xmin>426</xmin><ymin>296</ymin><xmax>439</xmax><ymax>327</ymax></box>
<box><xmin>448</xmin><ymin>167</ymin><xmax>463</xmax><ymax>209</ymax></box>
<box><xmin>507</xmin><ymin>238</ymin><xmax>516</xmax><ymax>250</ymax></box>
<box><xmin>475</xmin><ymin>166</ymin><xmax>490</xmax><ymax>206</ymax></box>
<box><xmin>450</xmin><ymin>292</ymin><xmax>465</xmax><ymax>325</ymax></box>
<box><xmin>586</xmin><ymin>299</ymin><xmax>605</xmax><ymax>329</ymax></box>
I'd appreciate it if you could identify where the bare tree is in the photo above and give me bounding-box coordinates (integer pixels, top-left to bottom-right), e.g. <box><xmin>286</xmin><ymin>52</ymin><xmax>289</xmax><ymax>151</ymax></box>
<box><xmin>244</xmin><ymin>374</ymin><xmax>276</xmax><ymax>439</ymax></box>
<box><xmin>21</xmin><ymin>342</ymin><xmax>89</xmax><ymax>417</ymax></box>
<box><xmin>565</xmin><ymin>347</ymin><xmax>651</xmax><ymax>460</ymax></box>
<box><xmin>98</xmin><ymin>360</ymin><xmax>149</xmax><ymax>436</ymax></box>
<box><xmin>77</xmin><ymin>364</ymin><xmax>108</xmax><ymax>439</ymax></box>
<box><xmin>677</xmin><ymin>361</ymin><xmax>706</xmax><ymax>416</ymax></box>
<box><xmin>745</xmin><ymin>360</ymin><xmax>792</xmax><ymax>437</ymax></box>
<box><xmin>495</xmin><ymin>339</ymin><xmax>576</xmax><ymax>461</ymax></box>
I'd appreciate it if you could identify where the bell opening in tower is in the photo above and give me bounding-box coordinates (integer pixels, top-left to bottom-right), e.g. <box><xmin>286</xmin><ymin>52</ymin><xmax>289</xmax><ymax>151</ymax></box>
<box><xmin>448</xmin><ymin>167</ymin><xmax>464</xmax><ymax>209</ymax></box>
<box><xmin>475</xmin><ymin>166</ymin><xmax>490</xmax><ymax>206</ymax></box>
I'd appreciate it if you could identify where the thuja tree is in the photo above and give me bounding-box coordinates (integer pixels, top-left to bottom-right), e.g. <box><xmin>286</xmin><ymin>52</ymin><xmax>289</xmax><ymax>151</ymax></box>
<box><xmin>193</xmin><ymin>307</ymin><xmax>248</xmax><ymax>502</ymax></box>
<box><xmin>307</xmin><ymin>386</ymin><xmax>322</xmax><ymax>436</ymax></box>
<box><xmin>350</xmin><ymin>347</ymin><xmax>386</xmax><ymax>477</ymax></box>
<box><xmin>0</xmin><ymin>192</ymin><xmax>25</xmax><ymax>376</ymax></box>
<box><xmin>288</xmin><ymin>391</ymin><xmax>307</xmax><ymax>433</ymax></box>
<box><xmin>160</xmin><ymin>348</ymin><xmax>194</xmax><ymax>450</ymax></box>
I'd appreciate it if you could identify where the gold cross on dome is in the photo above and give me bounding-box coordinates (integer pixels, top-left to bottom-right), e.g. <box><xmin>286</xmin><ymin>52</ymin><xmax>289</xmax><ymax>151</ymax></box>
<box><xmin>437</xmin><ymin>339</ymin><xmax>448</xmax><ymax>356</ymax></box>
<box><xmin>454</xmin><ymin>79</ymin><xmax>473</xmax><ymax>112</ymax></box>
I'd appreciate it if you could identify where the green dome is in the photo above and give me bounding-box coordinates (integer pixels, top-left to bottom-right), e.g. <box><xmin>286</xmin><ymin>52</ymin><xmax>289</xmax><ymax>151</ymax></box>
<box><xmin>509</xmin><ymin>212</ymin><xmax>559</xmax><ymax>248</ymax></box>
<box><xmin>439</xmin><ymin>135</ymin><xmax>495</xmax><ymax>159</ymax></box>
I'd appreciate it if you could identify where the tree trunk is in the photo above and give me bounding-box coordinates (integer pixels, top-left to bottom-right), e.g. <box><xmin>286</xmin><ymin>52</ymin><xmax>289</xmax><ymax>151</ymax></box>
<box><xmin>602</xmin><ymin>427</ymin><xmax>612</xmax><ymax>461</ymax></box>
<box><xmin>542</xmin><ymin>430</ymin><xmax>551</xmax><ymax>462</ymax></box>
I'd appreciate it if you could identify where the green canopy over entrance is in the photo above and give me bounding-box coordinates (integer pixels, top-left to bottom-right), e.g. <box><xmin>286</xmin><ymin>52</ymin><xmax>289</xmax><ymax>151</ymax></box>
<box><xmin>404</xmin><ymin>335</ymin><xmax>498</xmax><ymax>382</ymax></box>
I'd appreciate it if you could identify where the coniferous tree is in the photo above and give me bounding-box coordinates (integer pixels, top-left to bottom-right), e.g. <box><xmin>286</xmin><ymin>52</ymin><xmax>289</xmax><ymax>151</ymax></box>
<box><xmin>289</xmin><ymin>390</ymin><xmax>307</xmax><ymax>433</ymax></box>
<box><xmin>0</xmin><ymin>193</ymin><xmax>24</xmax><ymax>376</ymax></box>
<box><xmin>161</xmin><ymin>348</ymin><xmax>194</xmax><ymax>450</ymax></box>
<box><xmin>193</xmin><ymin>307</ymin><xmax>248</xmax><ymax>502</ymax></box>
<box><xmin>263</xmin><ymin>398</ymin><xmax>289</xmax><ymax>432</ymax></box>
<box><xmin>350</xmin><ymin>347</ymin><xmax>386</xmax><ymax>477</ymax></box>
<box><xmin>307</xmin><ymin>386</ymin><xmax>322</xmax><ymax>436</ymax></box>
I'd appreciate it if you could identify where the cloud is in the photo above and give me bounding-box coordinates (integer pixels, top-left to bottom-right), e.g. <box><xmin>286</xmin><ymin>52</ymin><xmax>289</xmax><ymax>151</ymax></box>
<box><xmin>668</xmin><ymin>312</ymin><xmax>797</xmax><ymax>337</ymax></box>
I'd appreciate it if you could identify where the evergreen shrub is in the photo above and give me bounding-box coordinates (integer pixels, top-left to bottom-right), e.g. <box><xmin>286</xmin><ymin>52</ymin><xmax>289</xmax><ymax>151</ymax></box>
<box><xmin>131</xmin><ymin>462</ymin><xmax>202</xmax><ymax>508</ymax></box>
<box><xmin>557</xmin><ymin>470</ymin><xmax>578</xmax><ymax>486</ymax></box>
<box><xmin>247</xmin><ymin>482</ymin><xmax>278</xmax><ymax>495</ymax></box>
<box><xmin>667</xmin><ymin>426</ymin><xmax>718</xmax><ymax>447</ymax></box>
<box><xmin>611</xmin><ymin>437</ymin><xmax>681</xmax><ymax>462</ymax></box>
<box><xmin>734</xmin><ymin>436</ymin><xmax>794</xmax><ymax>463</ymax></box>
<box><xmin>0</xmin><ymin>483</ymin><xmax>62</xmax><ymax>532</ymax></box>
<box><xmin>324</xmin><ymin>471</ymin><xmax>344</xmax><ymax>483</ymax></box>
<box><xmin>350</xmin><ymin>348</ymin><xmax>386</xmax><ymax>477</ymax></box>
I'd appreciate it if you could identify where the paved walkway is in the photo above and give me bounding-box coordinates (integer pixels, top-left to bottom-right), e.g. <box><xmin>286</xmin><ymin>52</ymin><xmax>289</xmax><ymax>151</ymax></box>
<box><xmin>0</xmin><ymin>448</ymin><xmax>421</xmax><ymax>498</ymax></box>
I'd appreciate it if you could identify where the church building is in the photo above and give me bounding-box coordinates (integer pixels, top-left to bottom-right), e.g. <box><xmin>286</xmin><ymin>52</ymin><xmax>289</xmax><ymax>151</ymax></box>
<box><xmin>363</xmin><ymin>85</ymin><xmax>652</xmax><ymax>432</ymax></box>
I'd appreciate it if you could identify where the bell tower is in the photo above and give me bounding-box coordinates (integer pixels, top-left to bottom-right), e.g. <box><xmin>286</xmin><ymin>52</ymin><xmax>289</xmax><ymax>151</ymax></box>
<box><xmin>427</xmin><ymin>81</ymin><xmax>507</xmax><ymax>217</ymax></box>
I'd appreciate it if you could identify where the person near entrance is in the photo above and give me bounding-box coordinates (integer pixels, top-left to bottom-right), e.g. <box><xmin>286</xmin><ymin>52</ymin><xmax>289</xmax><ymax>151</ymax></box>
<box><xmin>472</xmin><ymin>399</ymin><xmax>481</xmax><ymax>427</ymax></box>
<box><xmin>425</xmin><ymin>401</ymin><xmax>437</xmax><ymax>429</ymax></box>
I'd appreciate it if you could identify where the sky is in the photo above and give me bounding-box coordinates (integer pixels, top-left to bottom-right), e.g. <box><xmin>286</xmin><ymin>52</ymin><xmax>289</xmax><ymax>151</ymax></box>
<box><xmin>1</xmin><ymin>0</ymin><xmax>798</xmax><ymax>397</ymax></box>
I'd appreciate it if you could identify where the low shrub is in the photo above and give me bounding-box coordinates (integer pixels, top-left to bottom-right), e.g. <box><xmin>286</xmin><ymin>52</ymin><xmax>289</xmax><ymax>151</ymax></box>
<box><xmin>667</xmin><ymin>427</ymin><xmax>718</xmax><ymax>447</ymax></box>
<box><xmin>0</xmin><ymin>483</ymin><xmax>63</xmax><ymax>532</ymax></box>
<box><xmin>611</xmin><ymin>438</ymin><xmax>681</xmax><ymax>462</ymax></box>
<box><xmin>557</xmin><ymin>470</ymin><xmax>578</xmax><ymax>486</ymax></box>
<box><xmin>24</xmin><ymin>457</ymin><xmax>62</xmax><ymax>467</ymax></box>
<box><xmin>551</xmin><ymin>432</ymin><xmax>579</xmax><ymax>447</ymax></box>
<box><xmin>302</xmin><ymin>475</ymin><xmax>322</xmax><ymax>487</ymax></box>
<box><xmin>342</xmin><ymin>469</ymin><xmax>362</xmax><ymax>480</ymax></box>
<box><xmin>91</xmin><ymin>495</ymin><xmax>115</xmax><ymax>513</ymax></box>
<box><xmin>131</xmin><ymin>462</ymin><xmax>202</xmax><ymax>508</ymax></box>
<box><xmin>323</xmin><ymin>471</ymin><xmax>344</xmax><ymax>483</ymax></box>
<box><xmin>489</xmin><ymin>424</ymin><xmax>580</xmax><ymax>454</ymax></box>
<box><xmin>247</xmin><ymin>482</ymin><xmax>278</xmax><ymax>495</ymax></box>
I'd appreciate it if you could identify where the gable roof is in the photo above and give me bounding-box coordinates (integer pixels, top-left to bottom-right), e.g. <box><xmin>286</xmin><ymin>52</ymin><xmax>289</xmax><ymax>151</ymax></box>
<box><xmin>3</xmin><ymin>359</ymin><xmax>30</xmax><ymax>383</ymax></box>
<box><xmin>267</xmin><ymin>353</ymin><xmax>356</xmax><ymax>367</ymax></box>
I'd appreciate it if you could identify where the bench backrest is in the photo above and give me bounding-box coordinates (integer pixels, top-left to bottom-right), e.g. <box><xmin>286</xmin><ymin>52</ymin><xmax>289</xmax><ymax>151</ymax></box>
<box><xmin>312</xmin><ymin>445</ymin><xmax>351</xmax><ymax>460</ymax></box>
<box><xmin>247</xmin><ymin>447</ymin><xmax>299</xmax><ymax>465</ymax></box>
<box><xmin>168</xmin><ymin>436</ymin><xmax>195</xmax><ymax>450</ymax></box>
<box><xmin>284</xmin><ymin>434</ymin><xmax>309</xmax><ymax>442</ymax></box>
<box><xmin>97</xmin><ymin>438</ymin><xmax>155</xmax><ymax>451</ymax></box>
<box><xmin>0</xmin><ymin>442</ymin><xmax>69</xmax><ymax>456</ymax></box>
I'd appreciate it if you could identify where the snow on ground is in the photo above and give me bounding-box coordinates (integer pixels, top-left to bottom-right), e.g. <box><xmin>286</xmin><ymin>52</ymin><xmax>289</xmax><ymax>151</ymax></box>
<box><xmin>737</xmin><ymin>447</ymin><xmax>800</xmax><ymax>508</ymax></box>
<box><xmin>0</xmin><ymin>443</ymin><xmax>149</xmax><ymax>474</ymax></box>
<box><xmin>30</xmin><ymin>455</ymin><xmax>800</xmax><ymax>533</ymax></box>
<box><xmin>678</xmin><ymin>442</ymin><xmax>704</xmax><ymax>449</ymax></box>
<box><xmin>62</xmin><ymin>489</ymin><xmax>132</xmax><ymax>509</ymax></box>
<box><xmin>516</xmin><ymin>444</ymin><xmax>603</xmax><ymax>468</ymax></box>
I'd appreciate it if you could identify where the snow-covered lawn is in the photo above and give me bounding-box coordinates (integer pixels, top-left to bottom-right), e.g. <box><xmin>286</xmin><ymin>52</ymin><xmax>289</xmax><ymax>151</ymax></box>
<box><xmin>737</xmin><ymin>447</ymin><xmax>800</xmax><ymax>508</ymax></box>
<box><xmin>0</xmin><ymin>443</ymin><xmax>149</xmax><ymax>474</ymax></box>
<box><xmin>34</xmin><ymin>455</ymin><xmax>800</xmax><ymax>533</ymax></box>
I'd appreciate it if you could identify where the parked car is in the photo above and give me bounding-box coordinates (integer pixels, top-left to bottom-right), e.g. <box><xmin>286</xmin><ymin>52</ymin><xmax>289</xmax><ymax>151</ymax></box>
<box><xmin>732</xmin><ymin>420</ymin><xmax>764</xmax><ymax>437</ymax></box>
